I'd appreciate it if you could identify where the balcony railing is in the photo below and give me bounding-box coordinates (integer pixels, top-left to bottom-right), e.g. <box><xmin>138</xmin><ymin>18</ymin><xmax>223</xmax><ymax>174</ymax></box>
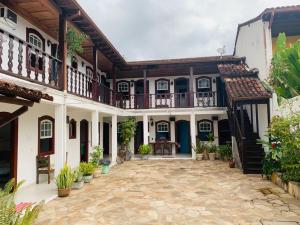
<box><xmin>0</xmin><ymin>29</ymin><xmax>62</xmax><ymax>89</ymax></box>
<box><xmin>116</xmin><ymin>92</ymin><xmax>217</xmax><ymax>109</ymax></box>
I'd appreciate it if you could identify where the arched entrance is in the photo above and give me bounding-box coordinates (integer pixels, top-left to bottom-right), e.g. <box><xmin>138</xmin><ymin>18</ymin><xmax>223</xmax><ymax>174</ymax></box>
<box><xmin>174</xmin><ymin>78</ymin><xmax>189</xmax><ymax>107</ymax></box>
<box><xmin>176</xmin><ymin>120</ymin><xmax>191</xmax><ymax>154</ymax></box>
<box><xmin>80</xmin><ymin>120</ymin><xmax>89</xmax><ymax>162</ymax></box>
<box><xmin>0</xmin><ymin>112</ymin><xmax>18</xmax><ymax>187</ymax></box>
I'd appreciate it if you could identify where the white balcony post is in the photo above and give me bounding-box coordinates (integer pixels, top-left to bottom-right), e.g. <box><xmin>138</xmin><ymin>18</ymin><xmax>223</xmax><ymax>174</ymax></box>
<box><xmin>99</xmin><ymin>115</ymin><xmax>104</xmax><ymax>148</ymax></box>
<box><xmin>92</xmin><ymin>111</ymin><xmax>99</xmax><ymax>147</ymax></box>
<box><xmin>190</xmin><ymin>113</ymin><xmax>196</xmax><ymax>159</ymax></box>
<box><xmin>111</xmin><ymin>114</ymin><xmax>118</xmax><ymax>165</ymax></box>
<box><xmin>170</xmin><ymin>120</ymin><xmax>176</xmax><ymax>155</ymax></box>
<box><xmin>55</xmin><ymin>104</ymin><xmax>67</xmax><ymax>175</ymax></box>
<box><xmin>143</xmin><ymin>114</ymin><xmax>149</xmax><ymax>145</ymax></box>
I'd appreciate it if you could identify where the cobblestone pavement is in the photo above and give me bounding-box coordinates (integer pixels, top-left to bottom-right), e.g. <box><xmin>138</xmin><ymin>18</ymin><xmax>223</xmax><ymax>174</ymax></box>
<box><xmin>35</xmin><ymin>160</ymin><xmax>300</xmax><ymax>225</ymax></box>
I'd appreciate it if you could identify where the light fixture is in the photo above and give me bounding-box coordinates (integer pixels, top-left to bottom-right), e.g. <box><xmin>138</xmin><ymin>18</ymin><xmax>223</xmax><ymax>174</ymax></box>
<box><xmin>66</xmin><ymin>116</ymin><xmax>70</xmax><ymax>124</ymax></box>
<box><xmin>131</xmin><ymin>80</ymin><xmax>134</xmax><ymax>87</ymax></box>
<box><xmin>150</xmin><ymin>117</ymin><xmax>154</xmax><ymax>126</ymax></box>
<box><xmin>82</xmin><ymin>61</ymin><xmax>85</xmax><ymax>67</ymax></box>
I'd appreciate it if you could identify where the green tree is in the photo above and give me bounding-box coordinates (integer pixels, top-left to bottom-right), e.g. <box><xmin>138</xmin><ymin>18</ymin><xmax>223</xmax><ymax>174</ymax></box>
<box><xmin>270</xmin><ymin>33</ymin><xmax>300</xmax><ymax>102</ymax></box>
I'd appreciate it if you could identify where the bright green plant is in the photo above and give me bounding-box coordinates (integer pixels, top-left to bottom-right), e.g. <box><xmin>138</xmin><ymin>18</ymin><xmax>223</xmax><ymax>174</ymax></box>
<box><xmin>192</xmin><ymin>141</ymin><xmax>207</xmax><ymax>154</ymax></box>
<box><xmin>119</xmin><ymin>118</ymin><xmax>136</xmax><ymax>152</ymax></box>
<box><xmin>79</xmin><ymin>162</ymin><xmax>95</xmax><ymax>176</ymax></box>
<box><xmin>262</xmin><ymin>152</ymin><xmax>281</xmax><ymax>178</ymax></box>
<box><xmin>270</xmin><ymin>33</ymin><xmax>300</xmax><ymax>103</ymax></box>
<box><xmin>55</xmin><ymin>164</ymin><xmax>74</xmax><ymax>189</ymax></box>
<box><xmin>90</xmin><ymin>145</ymin><xmax>104</xmax><ymax>168</ymax></box>
<box><xmin>0</xmin><ymin>179</ymin><xmax>43</xmax><ymax>225</ymax></box>
<box><xmin>66</xmin><ymin>27</ymin><xmax>87</xmax><ymax>58</ymax></box>
<box><xmin>138</xmin><ymin>144</ymin><xmax>151</xmax><ymax>155</ymax></box>
<box><xmin>218</xmin><ymin>145</ymin><xmax>232</xmax><ymax>160</ymax></box>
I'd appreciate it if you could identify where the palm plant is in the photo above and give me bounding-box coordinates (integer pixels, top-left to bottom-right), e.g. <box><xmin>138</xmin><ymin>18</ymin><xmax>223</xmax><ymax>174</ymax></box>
<box><xmin>0</xmin><ymin>179</ymin><xmax>43</xmax><ymax>225</ymax></box>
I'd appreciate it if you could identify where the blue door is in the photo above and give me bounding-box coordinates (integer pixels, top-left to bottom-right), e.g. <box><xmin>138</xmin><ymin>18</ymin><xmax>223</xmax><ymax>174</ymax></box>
<box><xmin>176</xmin><ymin>121</ymin><xmax>190</xmax><ymax>154</ymax></box>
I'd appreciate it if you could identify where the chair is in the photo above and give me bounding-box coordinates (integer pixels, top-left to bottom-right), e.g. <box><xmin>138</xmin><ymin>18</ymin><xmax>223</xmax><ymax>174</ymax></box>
<box><xmin>163</xmin><ymin>142</ymin><xmax>172</xmax><ymax>155</ymax></box>
<box><xmin>36</xmin><ymin>155</ymin><xmax>54</xmax><ymax>184</ymax></box>
<box><xmin>154</xmin><ymin>141</ymin><xmax>163</xmax><ymax>155</ymax></box>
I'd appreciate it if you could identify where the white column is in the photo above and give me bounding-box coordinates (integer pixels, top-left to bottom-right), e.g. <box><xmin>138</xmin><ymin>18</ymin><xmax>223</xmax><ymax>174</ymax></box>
<box><xmin>99</xmin><ymin>115</ymin><xmax>104</xmax><ymax>148</ymax></box>
<box><xmin>143</xmin><ymin>114</ymin><xmax>149</xmax><ymax>145</ymax></box>
<box><xmin>170</xmin><ymin>120</ymin><xmax>176</xmax><ymax>155</ymax></box>
<box><xmin>213</xmin><ymin>120</ymin><xmax>219</xmax><ymax>146</ymax></box>
<box><xmin>55</xmin><ymin>104</ymin><xmax>67</xmax><ymax>175</ymax></box>
<box><xmin>111</xmin><ymin>114</ymin><xmax>118</xmax><ymax>165</ymax></box>
<box><xmin>91</xmin><ymin>111</ymin><xmax>99</xmax><ymax>147</ymax></box>
<box><xmin>190</xmin><ymin>113</ymin><xmax>196</xmax><ymax>159</ymax></box>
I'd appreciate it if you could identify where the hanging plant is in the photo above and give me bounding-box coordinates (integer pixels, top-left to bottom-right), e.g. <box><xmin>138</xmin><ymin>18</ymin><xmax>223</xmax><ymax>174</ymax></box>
<box><xmin>66</xmin><ymin>27</ymin><xmax>88</xmax><ymax>58</ymax></box>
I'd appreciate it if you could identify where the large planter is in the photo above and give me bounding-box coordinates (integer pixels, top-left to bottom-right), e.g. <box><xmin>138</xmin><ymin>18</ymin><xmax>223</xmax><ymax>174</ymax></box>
<box><xmin>93</xmin><ymin>167</ymin><xmax>102</xmax><ymax>178</ymax></box>
<box><xmin>208</xmin><ymin>153</ymin><xmax>216</xmax><ymax>161</ymax></box>
<box><xmin>288</xmin><ymin>181</ymin><xmax>300</xmax><ymax>200</ymax></box>
<box><xmin>229</xmin><ymin>160</ymin><xmax>235</xmax><ymax>168</ymax></box>
<box><xmin>101</xmin><ymin>165</ymin><xmax>110</xmax><ymax>174</ymax></box>
<box><xmin>72</xmin><ymin>181</ymin><xmax>84</xmax><ymax>190</ymax></box>
<box><xmin>126</xmin><ymin>151</ymin><xmax>132</xmax><ymax>161</ymax></box>
<box><xmin>83</xmin><ymin>175</ymin><xmax>93</xmax><ymax>183</ymax></box>
<box><xmin>141</xmin><ymin>154</ymin><xmax>149</xmax><ymax>160</ymax></box>
<box><xmin>271</xmin><ymin>172</ymin><xmax>288</xmax><ymax>192</ymax></box>
<box><xmin>196</xmin><ymin>154</ymin><xmax>203</xmax><ymax>161</ymax></box>
<box><xmin>58</xmin><ymin>188</ymin><xmax>70</xmax><ymax>197</ymax></box>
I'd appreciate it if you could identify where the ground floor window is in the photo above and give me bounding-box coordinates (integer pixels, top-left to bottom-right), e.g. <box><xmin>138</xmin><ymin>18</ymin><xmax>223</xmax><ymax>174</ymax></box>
<box><xmin>198</xmin><ymin>120</ymin><xmax>213</xmax><ymax>141</ymax></box>
<box><xmin>156</xmin><ymin>121</ymin><xmax>170</xmax><ymax>140</ymax></box>
<box><xmin>39</xmin><ymin>116</ymin><xmax>55</xmax><ymax>156</ymax></box>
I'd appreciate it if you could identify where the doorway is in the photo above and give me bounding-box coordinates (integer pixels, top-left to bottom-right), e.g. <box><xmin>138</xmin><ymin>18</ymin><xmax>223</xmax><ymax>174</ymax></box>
<box><xmin>0</xmin><ymin>113</ymin><xmax>18</xmax><ymax>187</ymax></box>
<box><xmin>134</xmin><ymin>121</ymin><xmax>143</xmax><ymax>154</ymax></box>
<box><xmin>135</xmin><ymin>80</ymin><xmax>149</xmax><ymax>109</ymax></box>
<box><xmin>176</xmin><ymin>120</ymin><xmax>191</xmax><ymax>154</ymax></box>
<box><xmin>174</xmin><ymin>78</ymin><xmax>189</xmax><ymax>107</ymax></box>
<box><xmin>103</xmin><ymin>122</ymin><xmax>110</xmax><ymax>156</ymax></box>
<box><xmin>80</xmin><ymin>120</ymin><xmax>89</xmax><ymax>162</ymax></box>
<box><xmin>218</xmin><ymin>119</ymin><xmax>232</xmax><ymax>145</ymax></box>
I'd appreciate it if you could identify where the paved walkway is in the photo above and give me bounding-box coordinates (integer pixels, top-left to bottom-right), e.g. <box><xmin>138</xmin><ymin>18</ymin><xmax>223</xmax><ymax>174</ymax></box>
<box><xmin>35</xmin><ymin>160</ymin><xmax>300</xmax><ymax>225</ymax></box>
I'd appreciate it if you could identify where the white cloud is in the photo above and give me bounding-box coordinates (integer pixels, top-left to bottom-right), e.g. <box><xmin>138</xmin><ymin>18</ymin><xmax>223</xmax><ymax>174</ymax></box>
<box><xmin>77</xmin><ymin>0</ymin><xmax>300</xmax><ymax>61</ymax></box>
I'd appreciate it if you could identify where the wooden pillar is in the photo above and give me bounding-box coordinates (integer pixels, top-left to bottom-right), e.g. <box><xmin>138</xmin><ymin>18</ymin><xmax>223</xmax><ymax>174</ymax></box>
<box><xmin>250</xmin><ymin>104</ymin><xmax>253</xmax><ymax>125</ymax></box>
<box><xmin>255</xmin><ymin>104</ymin><xmax>259</xmax><ymax>134</ymax></box>
<box><xmin>267</xmin><ymin>101</ymin><xmax>271</xmax><ymax>125</ymax></box>
<box><xmin>58</xmin><ymin>12</ymin><xmax>67</xmax><ymax>91</ymax></box>
<box><xmin>112</xmin><ymin>66</ymin><xmax>116</xmax><ymax>105</ymax></box>
<box><xmin>189</xmin><ymin>66</ymin><xmax>194</xmax><ymax>107</ymax></box>
<box><xmin>240</xmin><ymin>103</ymin><xmax>245</xmax><ymax>136</ymax></box>
<box><xmin>92</xmin><ymin>47</ymin><xmax>99</xmax><ymax>101</ymax></box>
<box><xmin>143</xmin><ymin>69</ymin><xmax>147</xmax><ymax>108</ymax></box>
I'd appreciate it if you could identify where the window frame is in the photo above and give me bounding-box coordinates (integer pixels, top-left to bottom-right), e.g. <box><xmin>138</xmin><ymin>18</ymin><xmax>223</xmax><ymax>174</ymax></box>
<box><xmin>196</xmin><ymin>77</ymin><xmax>212</xmax><ymax>92</ymax></box>
<box><xmin>197</xmin><ymin>119</ymin><xmax>213</xmax><ymax>141</ymax></box>
<box><xmin>117</xmin><ymin>81</ymin><xmax>130</xmax><ymax>93</ymax></box>
<box><xmin>156</xmin><ymin>121</ymin><xmax>169</xmax><ymax>133</ymax></box>
<box><xmin>38</xmin><ymin>116</ymin><xmax>55</xmax><ymax>156</ymax></box>
<box><xmin>155</xmin><ymin>79</ymin><xmax>170</xmax><ymax>94</ymax></box>
<box><xmin>69</xmin><ymin>119</ymin><xmax>77</xmax><ymax>139</ymax></box>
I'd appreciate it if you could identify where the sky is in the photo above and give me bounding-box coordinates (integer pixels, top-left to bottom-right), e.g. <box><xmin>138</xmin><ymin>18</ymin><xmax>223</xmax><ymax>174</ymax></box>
<box><xmin>77</xmin><ymin>0</ymin><xmax>300</xmax><ymax>61</ymax></box>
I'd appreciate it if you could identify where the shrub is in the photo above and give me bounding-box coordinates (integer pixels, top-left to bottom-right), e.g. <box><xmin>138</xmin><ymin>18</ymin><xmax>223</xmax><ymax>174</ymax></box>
<box><xmin>79</xmin><ymin>162</ymin><xmax>95</xmax><ymax>176</ymax></box>
<box><xmin>138</xmin><ymin>144</ymin><xmax>151</xmax><ymax>155</ymax></box>
<box><xmin>192</xmin><ymin>141</ymin><xmax>207</xmax><ymax>154</ymax></box>
<box><xmin>55</xmin><ymin>164</ymin><xmax>74</xmax><ymax>189</ymax></box>
<box><xmin>90</xmin><ymin>145</ymin><xmax>104</xmax><ymax>167</ymax></box>
<box><xmin>218</xmin><ymin>145</ymin><xmax>232</xmax><ymax>160</ymax></box>
<box><xmin>73</xmin><ymin>168</ymin><xmax>83</xmax><ymax>182</ymax></box>
<box><xmin>262</xmin><ymin>152</ymin><xmax>281</xmax><ymax>178</ymax></box>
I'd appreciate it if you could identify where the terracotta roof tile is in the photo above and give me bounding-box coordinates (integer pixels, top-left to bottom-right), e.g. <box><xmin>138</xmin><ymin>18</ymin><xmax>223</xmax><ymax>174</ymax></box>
<box><xmin>0</xmin><ymin>80</ymin><xmax>53</xmax><ymax>102</ymax></box>
<box><xmin>218</xmin><ymin>64</ymin><xmax>258</xmax><ymax>76</ymax></box>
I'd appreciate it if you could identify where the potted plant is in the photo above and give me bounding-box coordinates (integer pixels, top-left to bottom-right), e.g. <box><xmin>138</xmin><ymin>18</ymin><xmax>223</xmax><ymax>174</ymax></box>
<box><xmin>55</xmin><ymin>164</ymin><xmax>74</xmax><ymax>197</ymax></box>
<box><xmin>138</xmin><ymin>144</ymin><xmax>151</xmax><ymax>160</ymax></box>
<box><xmin>100</xmin><ymin>159</ymin><xmax>111</xmax><ymax>174</ymax></box>
<box><xmin>90</xmin><ymin>145</ymin><xmax>104</xmax><ymax>178</ymax></box>
<box><xmin>79</xmin><ymin>162</ymin><xmax>95</xmax><ymax>183</ymax></box>
<box><xmin>192</xmin><ymin>141</ymin><xmax>206</xmax><ymax>161</ymax></box>
<box><xmin>72</xmin><ymin>168</ymin><xmax>84</xmax><ymax>190</ymax></box>
<box><xmin>218</xmin><ymin>145</ymin><xmax>232</xmax><ymax>161</ymax></box>
<box><xmin>229</xmin><ymin>158</ymin><xmax>235</xmax><ymax>168</ymax></box>
<box><xmin>118</xmin><ymin>118</ymin><xmax>136</xmax><ymax>161</ymax></box>
<box><xmin>208</xmin><ymin>144</ymin><xmax>217</xmax><ymax>161</ymax></box>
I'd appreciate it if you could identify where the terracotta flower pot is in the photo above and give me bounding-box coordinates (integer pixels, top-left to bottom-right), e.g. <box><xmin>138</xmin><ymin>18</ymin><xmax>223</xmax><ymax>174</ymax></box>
<box><xmin>208</xmin><ymin>153</ymin><xmax>216</xmax><ymax>161</ymax></box>
<box><xmin>196</xmin><ymin>154</ymin><xmax>203</xmax><ymax>161</ymax></box>
<box><xmin>229</xmin><ymin>160</ymin><xmax>235</xmax><ymax>168</ymax></box>
<box><xmin>58</xmin><ymin>188</ymin><xmax>70</xmax><ymax>197</ymax></box>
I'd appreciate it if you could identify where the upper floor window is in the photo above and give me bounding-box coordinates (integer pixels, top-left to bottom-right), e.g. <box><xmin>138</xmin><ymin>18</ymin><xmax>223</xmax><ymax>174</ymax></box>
<box><xmin>29</xmin><ymin>33</ymin><xmax>42</xmax><ymax>50</ymax></box>
<box><xmin>118</xmin><ymin>82</ymin><xmax>129</xmax><ymax>93</ymax></box>
<box><xmin>39</xmin><ymin>116</ymin><xmax>55</xmax><ymax>156</ymax></box>
<box><xmin>156</xmin><ymin>79</ymin><xmax>170</xmax><ymax>94</ymax></box>
<box><xmin>196</xmin><ymin>77</ymin><xmax>211</xmax><ymax>92</ymax></box>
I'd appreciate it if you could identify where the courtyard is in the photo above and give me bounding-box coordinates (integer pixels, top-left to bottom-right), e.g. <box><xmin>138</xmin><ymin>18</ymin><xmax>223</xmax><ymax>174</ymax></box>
<box><xmin>35</xmin><ymin>160</ymin><xmax>300</xmax><ymax>225</ymax></box>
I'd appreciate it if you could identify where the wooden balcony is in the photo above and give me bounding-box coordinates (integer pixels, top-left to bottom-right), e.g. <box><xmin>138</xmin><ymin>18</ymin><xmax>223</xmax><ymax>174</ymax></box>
<box><xmin>0</xmin><ymin>30</ymin><xmax>62</xmax><ymax>90</ymax></box>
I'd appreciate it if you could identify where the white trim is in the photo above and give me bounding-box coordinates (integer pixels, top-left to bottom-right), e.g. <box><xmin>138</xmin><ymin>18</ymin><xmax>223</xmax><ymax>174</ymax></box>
<box><xmin>118</xmin><ymin>82</ymin><xmax>129</xmax><ymax>93</ymax></box>
<box><xmin>197</xmin><ymin>78</ymin><xmax>210</xmax><ymax>89</ymax></box>
<box><xmin>156</xmin><ymin>80</ymin><xmax>169</xmax><ymax>91</ymax></box>
<box><xmin>40</xmin><ymin>119</ymin><xmax>53</xmax><ymax>139</ymax></box>
<box><xmin>157</xmin><ymin>122</ymin><xmax>169</xmax><ymax>132</ymax></box>
<box><xmin>198</xmin><ymin>121</ymin><xmax>212</xmax><ymax>132</ymax></box>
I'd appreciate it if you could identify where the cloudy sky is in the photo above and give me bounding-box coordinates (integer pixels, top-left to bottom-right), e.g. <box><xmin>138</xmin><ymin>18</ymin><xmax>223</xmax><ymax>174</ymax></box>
<box><xmin>77</xmin><ymin>0</ymin><xmax>299</xmax><ymax>61</ymax></box>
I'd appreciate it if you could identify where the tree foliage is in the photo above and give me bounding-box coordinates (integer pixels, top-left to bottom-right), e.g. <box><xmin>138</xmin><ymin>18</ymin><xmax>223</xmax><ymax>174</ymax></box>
<box><xmin>270</xmin><ymin>33</ymin><xmax>300</xmax><ymax>102</ymax></box>
<box><xmin>119</xmin><ymin>118</ymin><xmax>136</xmax><ymax>151</ymax></box>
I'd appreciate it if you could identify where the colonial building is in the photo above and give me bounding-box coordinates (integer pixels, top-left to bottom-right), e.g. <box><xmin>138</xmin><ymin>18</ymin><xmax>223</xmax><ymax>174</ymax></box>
<box><xmin>0</xmin><ymin>0</ymin><xmax>297</xmax><ymax>188</ymax></box>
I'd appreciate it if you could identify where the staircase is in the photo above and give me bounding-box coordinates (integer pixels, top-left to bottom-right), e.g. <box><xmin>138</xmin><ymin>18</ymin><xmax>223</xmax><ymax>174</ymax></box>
<box><xmin>228</xmin><ymin>109</ymin><xmax>265</xmax><ymax>174</ymax></box>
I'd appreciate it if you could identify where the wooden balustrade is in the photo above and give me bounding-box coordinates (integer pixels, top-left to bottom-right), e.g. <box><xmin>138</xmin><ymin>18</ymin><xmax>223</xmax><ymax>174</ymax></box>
<box><xmin>0</xmin><ymin>29</ymin><xmax>62</xmax><ymax>89</ymax></box>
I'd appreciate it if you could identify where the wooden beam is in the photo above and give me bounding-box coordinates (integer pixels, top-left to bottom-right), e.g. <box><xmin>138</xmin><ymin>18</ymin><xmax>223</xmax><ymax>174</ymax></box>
<box><xmin>58</xmin><ymin>12</ymin><xmax>67</xmax><ymax>91</ymax></box>
<box><xmin>0</xmin><ymin>106</ymin><xmax>28</xmax><ymax>128</ymax></box>
<box><xmin>0</xmin><ymin>96</ymin><xmax>34</xmax><ymax>107</ymax></box>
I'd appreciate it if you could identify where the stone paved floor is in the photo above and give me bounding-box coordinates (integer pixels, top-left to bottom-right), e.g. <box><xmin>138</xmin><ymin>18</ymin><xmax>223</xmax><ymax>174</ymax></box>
<box><xmin>35</xmin><ymin>160</ymin><xmax>300</xmax><ymax>225</ymax></box>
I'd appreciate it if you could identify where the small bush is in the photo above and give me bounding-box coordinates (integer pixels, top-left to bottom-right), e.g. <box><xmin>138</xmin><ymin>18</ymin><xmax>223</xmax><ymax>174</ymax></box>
<box><xmin>79</xmin><ymin>162</ymin><xmax>95</xmax><ymax>176</ymax></box>
<box><xmin>138</xmin><ymin>144</ymin><xmax>151</xmax><ymax>155</ymax></box>
<box><xmin>55</xmin><ymin>164</ymin><xmax>74</xmax><ymax>189</ymax></box>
